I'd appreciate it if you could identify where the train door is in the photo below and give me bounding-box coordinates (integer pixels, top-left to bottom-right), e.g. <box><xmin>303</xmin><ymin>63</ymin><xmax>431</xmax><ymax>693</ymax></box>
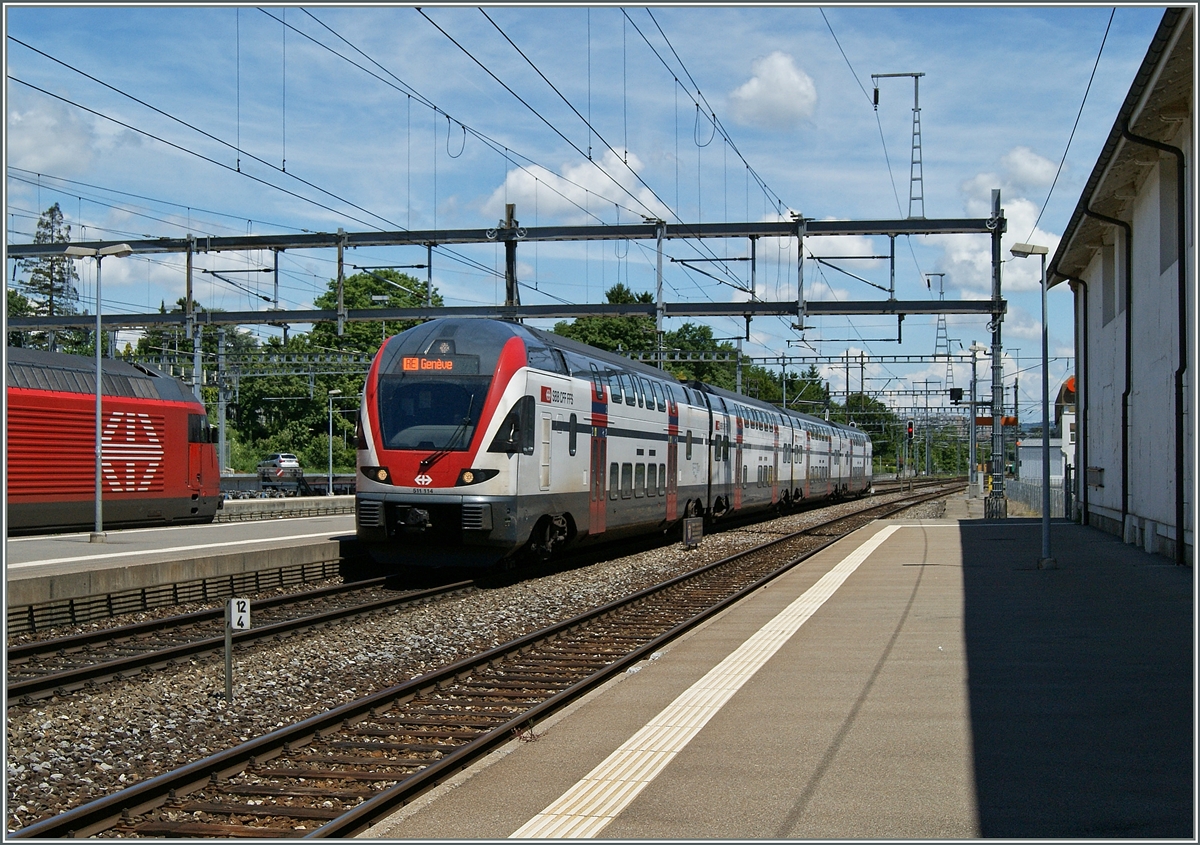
<box><xmin>665</xmin><ymin>386</ymin><xmax>679</xmax><ymax>521</ymax></box>
<box><xmin>772</xmin><ymin>419</ymin><xmax>780</xmax><ymax>505</ymax></box>
<box><xmin>587</xmin><ymin>365</ymin><xmax>608</xmax><ymax>536</ymax></box>
<box><xmin>186</xmin><ymin>413</ymin><xmax>208</xmax><ymax>493</ymax></box>
<box><xmin>707</xmin><ymin>393</ymin><xmax>732</xmax><ymax>516</ymax></box>
<box><xmin>796</xmin><ymin>424</ymin><xmax>806</xmax><ymax>499</ymax></box>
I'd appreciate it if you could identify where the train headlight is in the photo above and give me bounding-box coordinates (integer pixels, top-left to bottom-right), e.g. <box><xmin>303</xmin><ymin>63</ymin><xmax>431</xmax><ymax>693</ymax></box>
<box><xmin>456</xmin><ymin>468</ymin><xmax>499</xmax><ymax>486</ymax></box>
<box><xmin>362</xmin><ymin>466</ymin><xmax>392</xmax><ymax>483</ymax></box>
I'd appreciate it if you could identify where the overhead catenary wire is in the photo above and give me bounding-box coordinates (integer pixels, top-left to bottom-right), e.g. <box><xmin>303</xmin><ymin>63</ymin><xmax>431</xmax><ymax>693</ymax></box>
<box><xmin>1026</xmin><ymin>7</ymin><xmax>1115</xmax><ymax>241</ymax></box>
<box><xmin>291</xmin><ymin>9</ymin><xmax>641</xmax><ymax>226</ymax></box>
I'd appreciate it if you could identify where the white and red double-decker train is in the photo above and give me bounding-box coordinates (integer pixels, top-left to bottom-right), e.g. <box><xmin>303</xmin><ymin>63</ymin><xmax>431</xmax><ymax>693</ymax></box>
<box><xmin>6</xmin><ymin>347</ymin><xmax>221</xmax><ymax>534</ymax></box>
<box><xmin>355</xmin><ymin>318</ymin><xmax>871</xmax><ymax>567</ymax></box>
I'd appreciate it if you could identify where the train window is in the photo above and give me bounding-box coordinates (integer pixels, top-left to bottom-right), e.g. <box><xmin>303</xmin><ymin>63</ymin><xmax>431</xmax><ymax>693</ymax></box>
<box><xmin>633</xmin><ymin>376</ymin><xmax>645</xmax><ymax>408</ymax></box>
<box><xmin>658</xmin><ymin>463</ymin><xmax>666</xmax><ymax>495</ymax></box>
<box><xmin>686</xmin><ymin>430</ymin><xmax>693</xmax><ymax>461</ymax></box>
<box><xmin>187</xmin><ymin>413</ymin><xmax>211</xmax><ymax>443</ymax></box>
<box><xmin>634</xmin><ymin>463</ymin><xmax>645</xmax><ymax>497</ymax></box>
<box><xmin>609</xmin><ymin>463</ymin><xmax>619</xmax><ymax>500</ymax></box>
<box><xmin>723</xmin><ymin>435</ymin><xmax>731</xmax><ymax>463</ymax></box>
<box><xmin>650</xmin><ymin>381</ymin><xmax>664</xmax><ymax>412</ymax></box>
<box><xmin>682</xmin><ymin>385</ymin><xmax>692</xmax><ymax>405</ymax></box>
<box><xmin>621</xmin><ymin>463</ymin><xmax>633</xmax><ymax>498</ymax></box>
<box><xmin>569</xmin><ymin>413</ymin><xmax>578</xmax><ymax>456</ymax></box>
<box><xmin>618</xmin><ymin>373</ymin><xmax>635</xmax><ymax>406</ymax></box>
<box><xmin>743</xmin><ymin>465</ymin><xmax>749</xmax><ymax>488</ymax></box>
<box><xmin>646</xmin><ymin>463</ymin><xmax>657</xmax><ymax>496</ymax></box>
<box><xmin>608</xmin><ymin>372</ymin><xmax>622</xmax><ymax>404</ymax></box>
<box><xmin>590</xmin><ymin>364</ymin><xmax>605</xmax><ymax>401</ymax></box>
<box><xmin>487</xmin><ymin>395</ymin><xmax>536</xmax><ymax>455</ymax></box>
<box><xmin>526</xmin><ymin>344</ymin><xmax>563</xmax><ymax>373</ymax></box>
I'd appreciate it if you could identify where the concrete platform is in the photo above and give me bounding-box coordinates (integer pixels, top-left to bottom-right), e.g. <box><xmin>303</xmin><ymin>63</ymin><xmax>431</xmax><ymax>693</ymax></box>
<box><xmin>365</xmin><ymin>512</ymin><xmax>1193</xmax><ymax>839</ymax></box>
<box><xmin>6</xmin><ymin>514</ymin><xmax>358</xmax><ymax>611</ymax></box>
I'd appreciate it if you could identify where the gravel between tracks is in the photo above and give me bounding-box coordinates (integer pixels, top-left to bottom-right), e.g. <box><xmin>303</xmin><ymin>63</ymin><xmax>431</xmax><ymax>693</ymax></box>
<box><xmin>6</xmin><ymin>492</ymin><xmax>947</xmax><ymax>832</ymax></box>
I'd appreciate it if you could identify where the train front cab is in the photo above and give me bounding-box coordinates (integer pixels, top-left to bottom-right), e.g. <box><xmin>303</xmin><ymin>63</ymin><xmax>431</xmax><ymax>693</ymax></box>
<box><xmin>355</xmin><ymin>320</ymin><xmax>533</xmax><ymax>566</ymax></box>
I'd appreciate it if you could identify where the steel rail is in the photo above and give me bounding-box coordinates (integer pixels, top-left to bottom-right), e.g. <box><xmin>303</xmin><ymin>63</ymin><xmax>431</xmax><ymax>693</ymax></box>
<box><xmin>7</xmin><ymin>580</ymin><xmax>474</xmax><ymax>704</ymax></box>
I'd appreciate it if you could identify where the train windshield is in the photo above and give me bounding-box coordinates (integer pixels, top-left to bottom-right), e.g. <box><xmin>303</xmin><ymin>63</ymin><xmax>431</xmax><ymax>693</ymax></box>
<box><xmin>376</xmin><ymin>375</ymin><xmax>491</xmax><ymax>451</ymax></box>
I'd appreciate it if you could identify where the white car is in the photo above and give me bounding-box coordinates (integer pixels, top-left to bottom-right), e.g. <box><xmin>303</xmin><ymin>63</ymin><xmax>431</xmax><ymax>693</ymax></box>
<box><xmin>258</xmin><ymin>453</ymin><xmax>301</xmax><ymax>471</ymax></box>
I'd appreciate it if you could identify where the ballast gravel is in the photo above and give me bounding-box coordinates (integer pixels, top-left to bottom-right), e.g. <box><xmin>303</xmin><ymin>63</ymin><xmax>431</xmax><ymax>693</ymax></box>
<box><xmin>6</xmin><ymin>492</ymin><xmax>946</xmax><ymax>832</ymax></box>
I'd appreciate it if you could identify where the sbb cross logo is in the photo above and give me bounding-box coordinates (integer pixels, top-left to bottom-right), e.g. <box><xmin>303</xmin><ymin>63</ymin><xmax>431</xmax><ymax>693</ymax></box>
<box><xmin>541</xmin><ymin>386</ymin><xmax>552</xmax><ymax>403</ymax></box>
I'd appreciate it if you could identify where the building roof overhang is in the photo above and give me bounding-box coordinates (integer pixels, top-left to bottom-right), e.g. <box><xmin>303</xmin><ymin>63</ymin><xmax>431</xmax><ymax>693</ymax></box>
<box><xmin>1048</xmin><ymin>7</ymin><xmax>1194</xmax><ymax>288</ymax></box>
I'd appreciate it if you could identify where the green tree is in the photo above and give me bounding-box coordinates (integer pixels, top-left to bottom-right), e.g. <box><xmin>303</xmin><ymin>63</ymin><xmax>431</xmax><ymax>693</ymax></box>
<box><xmin>552</xmin><ymin>283</ymin><xmax>656</xmax><ymax>353</ymax></box>
<box><xmin>309</xmin><ymin>269</ymin><xmax>441</xmax><ymax>355</ymax></box>
<box><xmin>21</xmin><ymin>203</ymin><xmax>79</xmax><ymax>319</ymax></box>
<box><xmin>7</xmin><ymin>288</ymin><xmax>35</xmax><ymax>347</ymax></box>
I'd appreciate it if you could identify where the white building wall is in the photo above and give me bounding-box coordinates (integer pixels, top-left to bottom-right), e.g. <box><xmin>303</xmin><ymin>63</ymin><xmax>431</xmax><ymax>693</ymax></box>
<box><xmin>1078</xmin><ymin>119</ymin><xmax>1193</xmax><ymax>553</ymax></box>
<box><xmin>1080</xmin><ymin>243</ymin><xmax>1125</xmax><ymax>527</ymax></box>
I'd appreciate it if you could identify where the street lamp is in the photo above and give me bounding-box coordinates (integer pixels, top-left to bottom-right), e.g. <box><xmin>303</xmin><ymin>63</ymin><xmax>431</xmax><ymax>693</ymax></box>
<box><xmin>327</xmin><ymin>389</ymin><xmax>343</xmax><ymax>496</ymax></box>
<box><xmin>969</xmin><ymin>341</ymin><xmax>988</xmax><ymax>497</ymax></box>
<box><xmin>1010</xmin><ymin>242</ymin><xmax>1056</xmax><ymax>569</ymax></box>
<box><xmin>64</xmin><ymin>243</ymin><xmax>134</xmax><ymax>542</ymax></box>
<box><xmin>370</xmin><ymin>294</ymin><xmax>389</xmax><ymax>345</ymax></box>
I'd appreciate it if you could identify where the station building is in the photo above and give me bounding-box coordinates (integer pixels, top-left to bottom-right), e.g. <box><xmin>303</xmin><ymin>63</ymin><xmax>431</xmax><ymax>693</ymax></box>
<box><xmin>1048</xmin><ymin>7</ymin><xmax>1194</xmax><ymax>564</ymax></box>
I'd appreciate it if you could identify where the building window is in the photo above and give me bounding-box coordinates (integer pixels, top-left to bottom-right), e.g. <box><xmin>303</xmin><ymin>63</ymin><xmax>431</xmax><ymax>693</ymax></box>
<box><xmin>1161</xmin><ymin>154</ymin><xmax>1179</xmax><ymax>273</ymax></box>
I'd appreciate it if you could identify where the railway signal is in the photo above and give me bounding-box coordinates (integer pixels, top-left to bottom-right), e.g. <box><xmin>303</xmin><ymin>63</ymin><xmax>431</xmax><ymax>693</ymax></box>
<box><xmin>906</xmin><ymin>419</ymin><xmax>915</xmax><ymax>440</ymax></box>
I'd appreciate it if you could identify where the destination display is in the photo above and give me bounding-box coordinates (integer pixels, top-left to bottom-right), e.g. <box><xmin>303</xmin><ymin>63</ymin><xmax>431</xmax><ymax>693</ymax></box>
<box><xmin>400</xmin><ymin>355</ymin><xmax>480</xmax><ymax>374</ymax></box>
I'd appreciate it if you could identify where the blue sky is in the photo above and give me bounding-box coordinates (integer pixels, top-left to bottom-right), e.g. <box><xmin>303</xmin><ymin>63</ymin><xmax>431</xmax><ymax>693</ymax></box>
<box><xmin>4</xmin><ymin>4</ymin><xmax>1168</xmax><ymax>422</ymax></box>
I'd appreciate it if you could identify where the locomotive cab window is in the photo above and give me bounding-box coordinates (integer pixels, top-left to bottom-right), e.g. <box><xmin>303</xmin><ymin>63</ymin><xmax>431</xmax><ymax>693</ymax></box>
<box><xmin>187</xmin><ymin>414</ymin><xmax>212</xmax><ymax>443</ymax></box>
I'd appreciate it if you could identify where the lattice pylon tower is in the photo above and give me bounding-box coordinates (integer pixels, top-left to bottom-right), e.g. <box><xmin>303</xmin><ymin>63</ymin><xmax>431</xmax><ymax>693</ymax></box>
<box><xmin>871</xmin><ymin>72</ymin><xmax>926</xmax><ymax>219</ymax></box>
<box><xmin>928</xmin><ymin>273</ymin><xmax>953</xmax><ymax>390</ymax></box>
<box><xmin>909</xmin><ymin>103</ymin><xmax>925</xmax><ymax>219</ymax></box>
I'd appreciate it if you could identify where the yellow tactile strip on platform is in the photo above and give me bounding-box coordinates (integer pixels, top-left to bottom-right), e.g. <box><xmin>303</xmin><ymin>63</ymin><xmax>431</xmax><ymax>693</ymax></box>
<box><xmin>511</xmin><ymin>524</ymin><xmax>901</xmax><ymax>839</ymax></box>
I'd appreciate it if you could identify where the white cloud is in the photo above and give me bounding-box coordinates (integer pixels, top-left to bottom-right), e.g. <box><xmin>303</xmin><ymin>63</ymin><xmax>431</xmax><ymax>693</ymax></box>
<box><xmin>728</xmin><ymin>51</ymin><xmax>816</xmax><ymax>130</ymax></box>
<box><xmin>7</xmin><ymin>98</ymin><xmax>97</xmax><ymax>174</ymax></box>
<box><xmin>930</xmin><ymin>151</ymin><xmax>1062</xmax><ymax>297</ymax></box>
<box><xmin>482</xmin><ymin>149</ymin><xmax>668</xmax><ymax>226</ymax></box>
<box><xmin>1001</xmin><ymin>146</ymin><xmax>1059</xmax><ymax>190</ymax></box>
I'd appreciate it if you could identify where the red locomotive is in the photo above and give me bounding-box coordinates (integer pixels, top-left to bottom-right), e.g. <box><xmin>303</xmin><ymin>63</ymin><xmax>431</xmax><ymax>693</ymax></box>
<box><xmin>6</xmin><ymin>347</ymin><xmax>221</xmax><ymax>534</ymax></box>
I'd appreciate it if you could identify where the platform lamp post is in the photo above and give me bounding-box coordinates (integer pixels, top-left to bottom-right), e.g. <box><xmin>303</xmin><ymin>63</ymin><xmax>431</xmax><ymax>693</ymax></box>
<box><xmin>327</xmin><ymin>389</ymin><xmax>343</xmax><ymax>496</ymax></box>
<box><xmin>1010</xmin><ymin>242</ymin><xmax>1056</xmax><ymax>570</ymax></box>
<box><xmin>969</xmin><ymin>341</ymin><xmax>988</xmax><ymax>497</ymax></box>
<box><xmin>64</xmin><ymin>243</ymin><xmax>134</xmax><ymax>543</ymax></box>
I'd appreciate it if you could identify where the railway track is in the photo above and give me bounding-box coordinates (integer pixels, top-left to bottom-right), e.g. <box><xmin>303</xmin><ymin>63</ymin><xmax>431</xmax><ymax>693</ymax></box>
<box><xmin>6</xmin><ymin>579</ymin><xmax>475</xmax><ymax>705</ymax></box>
<box><xmin>11</xmin><ymin>482</ymin><xmax>959</xmax><ymax>839</ymax></box>
<box><xmin>7</xmin><ymin>477</ymin><xmax>959</xmax><ymax>707</ymax></box>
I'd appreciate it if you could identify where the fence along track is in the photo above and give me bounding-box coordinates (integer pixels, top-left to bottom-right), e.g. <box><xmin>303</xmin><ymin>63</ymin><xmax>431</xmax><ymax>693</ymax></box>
<box><xmin>12</xmin><ymin>485</ymin><xmax>955</xmax><ymax>839</ymax></box>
